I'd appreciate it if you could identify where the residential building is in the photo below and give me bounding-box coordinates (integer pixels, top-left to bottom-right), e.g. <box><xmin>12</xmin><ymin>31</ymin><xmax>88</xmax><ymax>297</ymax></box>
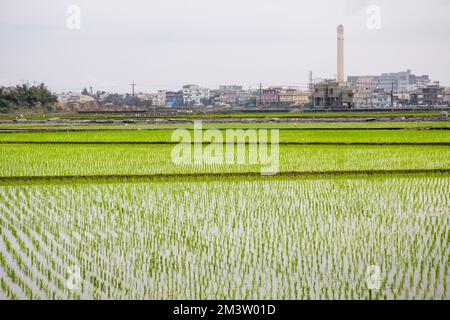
<box><xmin>352</xmin><ymin>80</ymin><xmax>374</xmax><ymax>108</ymax></box>
<box><xmin>216</xmin><ymin>85</ymin><xmax>244</xmax><ymax>106</ymax></box>
<box><xmin>444</xmin><ymin>87</ymin><xmax>450</xmax><ymax>106</ymax></box>
<box><xmin>76</xmin><ymin>94</ymin><xmax>95</xmax><ymax>104</ymax></box>
<box><xmin>206</xmin><ymin>89</ymin><xmax>221</xmax><ymax>106</ymax></box>
<box><xmin>57</xmin><ymin>93</ymin><xmax>95</xmax><ymax>104</ymax></box>
<box><xmin>165</xmin><ymin>91</ymin><xmax>184</xmax><ymax>108</ymax></box>
<box><xmin>217</xmin><ymin>90</ymin><xmax>256</xmax><ymax>107</ymax></box>
<box><xmin>257</xmin><ymin>88</ymin><xmax>279</xmax><ymax>106</ymax></box>
<box><xmin>376</xmin><ymin>70</ymin><xmax>413</xmax><ymax>91</ymax></box>
<box><xmin>393</xmin><ymin>92</ymin><xmax>411</xmax><ymax>107</ymax></box>
<box><xmin>219</xmin><ymin>92</ymin><xmax>239</xmax><ymax>106</ymax></box>
<box><xmin>410</xmin><ymin>82</ymin><xmax>445</xmax><ymax>106</ymax></box>
<box><xmin>278</xmin><ymin>89</ymin><xmax>310</xmax><ymax>106</ymax></box>
<box><xmin>218</xmin><ymin>85</ymin><xmax>243</xmax><ymax>93</ymax></box>
<box><xmin>369</xmin><ymin>88</ymin><xmax>391</xmax><ymax>108</ymax></box>
<box><xmin>154</xmin><ymin>90</ymin><xmax>167</xmax><ymax>107</ymax></box>
<box><xmin>410</xmin><ymin>74</ymin><xmax>431</xmax><ymax>89</ymax></box>
<box><xmin>182</xmin><ymin>84</ymin><xmax>210</xmax><ymax>106</ymax></box>
<box><xmin>348</xmin><ymin>70</ymin><xmax>430</xmax><ymax>92</ymax></box>
<box><xmin>237</xmin><ymin>90</ymin><xmax>256</xmax><ymax>106</ymax></box>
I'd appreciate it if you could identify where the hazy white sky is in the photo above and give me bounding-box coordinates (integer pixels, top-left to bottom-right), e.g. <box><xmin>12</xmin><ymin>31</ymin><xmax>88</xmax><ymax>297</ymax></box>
<box><xmin>1</xmin><ymin>0</ymin><xmax>449</xmax><ymax>93</ymax></box>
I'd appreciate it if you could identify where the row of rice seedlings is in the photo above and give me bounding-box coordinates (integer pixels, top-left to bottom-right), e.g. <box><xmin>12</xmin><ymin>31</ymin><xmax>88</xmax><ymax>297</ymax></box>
<box><xmin>0</xmin><ymin>192</ymin><xmax>70</xmax><ymax>299</ymax></box>
<box><xmin>0</xmin><ymin>268</ymin><xmax>18</xmax><ymax>300</ymax></box>
<box><xmin>1</xmin><ymin>128</ymin><xmax>449</xmax><ymax>143</ymax></box>
<box><xmin>0</xmin><ymin>174</ymin><xmax>448</xmax><ymax>299</ymax></box>
<box><xmin>10</xmin><ymin>187</ymin><xmax>119</xmax><ymax>299</ymax></box>
<box><xmin>0</xmin><ymin>144</ymin><xmax>448</xmax><ymax>177</ymax></box>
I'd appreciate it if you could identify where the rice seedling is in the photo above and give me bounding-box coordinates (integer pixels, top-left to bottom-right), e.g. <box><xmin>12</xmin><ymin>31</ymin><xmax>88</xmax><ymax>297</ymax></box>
<box><xmin>0</xmin><ymin>174</ymin><xmax>448</xmax><ymax>299</ymax></box>
<box><xmin>0</xmin><ymin>144</ymin><xmax>448</xmax><ymax>177</ymax></box>
<box><xmin>0</xmin><ymin>129</ymin><xmax>448</xmax><ymax>143</ymax></box>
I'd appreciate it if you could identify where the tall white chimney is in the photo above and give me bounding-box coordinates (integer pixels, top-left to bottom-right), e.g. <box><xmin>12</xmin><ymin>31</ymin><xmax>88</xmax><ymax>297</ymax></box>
<box><xmin>337</xmin><ymin>25</ymin><xmax>344</xmax><ymax>83</ymax></box>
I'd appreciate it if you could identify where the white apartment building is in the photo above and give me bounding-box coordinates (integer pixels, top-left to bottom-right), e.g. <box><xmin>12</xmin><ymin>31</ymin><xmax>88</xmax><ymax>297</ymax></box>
<box><xmin>182</xmin><ymin>84</ymin><xmax>210</xmax><ymax>106</ymax></box>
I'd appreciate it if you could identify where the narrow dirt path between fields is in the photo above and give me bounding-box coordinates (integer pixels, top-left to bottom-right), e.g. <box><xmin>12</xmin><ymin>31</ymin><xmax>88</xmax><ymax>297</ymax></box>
<box><xmin>0</xmin><ymin>169</ymin><xmax>448</xmax><ymax>185</ymax></box>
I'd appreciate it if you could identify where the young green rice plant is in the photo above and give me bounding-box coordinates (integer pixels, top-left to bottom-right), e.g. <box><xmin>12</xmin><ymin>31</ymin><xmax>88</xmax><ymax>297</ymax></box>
<box><xmin>0</xmin><ymin>129</ymin><xmax>449</xmax><ymax>144</ymax></box>
<box><xmin>0</xmin><ymin>144</ymin><xmax>448</xmax><ymax>177</ymax></box>
<box><xmin>0</xmin><ymin>173</ymin><xmax>448</xmax><ymax>299</ymax></box>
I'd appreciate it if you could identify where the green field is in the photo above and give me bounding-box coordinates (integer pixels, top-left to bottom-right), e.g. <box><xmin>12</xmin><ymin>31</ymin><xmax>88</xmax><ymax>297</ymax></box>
<box><xmin>0</xmin><ymin>129</ymin><xmax>449</xmax><ymax>144</ymax></box>
<box><xmin>0</xmin><ymin>144</ymin><xmax>448</xmax><ymax>178</ymax></box>
<box><xmin>0</xmin><ymin>119</ymin><xmax>449</xmax><ymax>300</ymax></box>
<box><xmin>0</xmin><ymin>175</ymin><xmax>448</xmax><ymax>299</ymax></box>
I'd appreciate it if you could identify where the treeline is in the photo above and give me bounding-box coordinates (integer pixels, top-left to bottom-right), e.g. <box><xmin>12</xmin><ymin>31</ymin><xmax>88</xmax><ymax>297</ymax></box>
<box><xmin>102</xmin><ymin>93</ymin><xmax>153</xmax><ymax>108</ymax></box>
<box><xmin>0</xmin><ymin>84</ymin><xmax>57</xmax><ymax>113</ymax></box>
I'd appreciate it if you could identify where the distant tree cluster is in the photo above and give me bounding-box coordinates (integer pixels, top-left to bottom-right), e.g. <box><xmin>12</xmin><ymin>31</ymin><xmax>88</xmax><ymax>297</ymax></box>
<box><xmin>0</xmin><ymin>84</ymin><xmax>57</xmax><ymax>113</ymax></box>
<box><xmin>102</xmin><ymin>93</ymin><xmax>152</xmax><ymax>108</ymax></box>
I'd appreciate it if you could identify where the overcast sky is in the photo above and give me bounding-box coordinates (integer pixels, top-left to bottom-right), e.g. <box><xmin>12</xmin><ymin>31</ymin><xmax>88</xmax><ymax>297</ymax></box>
<box><xmin>1</xmin><ymin>0</ymin><xmax>449</xmax><ymax>93</ymax></box>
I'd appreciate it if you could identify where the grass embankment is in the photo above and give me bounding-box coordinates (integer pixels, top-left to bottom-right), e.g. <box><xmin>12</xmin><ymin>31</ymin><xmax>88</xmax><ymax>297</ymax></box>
<box><xmin>1</xmin><ymin>121</ymin><xmax>449</xmax><ymax>132</ymax></box>
<box><xmin>0</xmin><ymin>110</ymin><xmax>443</xmax><ymax>121</ymax></box>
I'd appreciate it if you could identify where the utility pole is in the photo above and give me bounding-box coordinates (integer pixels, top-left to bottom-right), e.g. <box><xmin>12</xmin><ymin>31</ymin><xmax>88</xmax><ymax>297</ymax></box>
<box><xmin>258</xmin><ymin>82</ymin><xmax>263</xmax><ymax>108</ymax></box>
<box><xmin>370</xmin><ymin>82</ymin><xmax>373</xmax><ymax>109</ymax></box>
<box><xmin>308</xmin><ymin>71</ymin><xmax>314</xmax><ymax>109</ymax></box>
<box><xmin>308</xmin><ymin>71</ymin><xmax>313</xmax><ymax>92</ymax></box>
<box><xmin>131</xmin><ymin>82</ymin><xmax>136</xmax><ymax>97</ymax></box>
<box><xmin>391</xmin><ymin>82</ymin><xmax>394</xmax><ymax>111</ymax></box>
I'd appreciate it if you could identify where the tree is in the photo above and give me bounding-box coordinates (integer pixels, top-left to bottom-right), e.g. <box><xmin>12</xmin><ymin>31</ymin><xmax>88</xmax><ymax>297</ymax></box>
<box><xmin>0</xmin><ymin>83</ymin><xmax>57</xmax><ymax>113</ymax></box>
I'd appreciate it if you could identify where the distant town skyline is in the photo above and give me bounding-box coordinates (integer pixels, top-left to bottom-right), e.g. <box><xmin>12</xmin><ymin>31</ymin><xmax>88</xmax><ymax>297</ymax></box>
<box><xmin>1</xmin><ymin>0</ymin><xmax>450</xmax><ymax>93</ymax></box>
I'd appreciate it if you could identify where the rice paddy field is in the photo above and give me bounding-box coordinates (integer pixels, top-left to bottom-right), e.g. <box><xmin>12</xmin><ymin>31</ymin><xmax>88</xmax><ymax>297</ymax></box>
<box><xmin>0</xmin><ymin>128</ymin><xmax>449</xmax><ymax>143</ymax></box>
<box><xmin>0</xmin><ymin>120</ymin><xmax>449</xmax><ymax>300</ymax></box>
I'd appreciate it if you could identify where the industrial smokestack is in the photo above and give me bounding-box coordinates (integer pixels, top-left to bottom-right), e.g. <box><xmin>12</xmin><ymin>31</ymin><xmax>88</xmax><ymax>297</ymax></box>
<box><xmin>337</xmin><ymin>25</ymin><xmax>344</xmax><ymax>83</ymax></box>
<box><xmin>309</xmin><ymin>71</ymin><xmax>313</xmax><ymax>92</ymax></box>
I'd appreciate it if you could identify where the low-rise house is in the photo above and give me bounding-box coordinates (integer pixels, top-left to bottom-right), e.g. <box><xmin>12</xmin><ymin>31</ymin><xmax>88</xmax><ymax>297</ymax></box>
<box><xmin>410</xmin><ymin>82</ymin><xmax>445</xmax><ymax>106</ymax></box>
<box><xmin>57</xmin><ymin>93</ymin><xmax>95</xmax><ymax>104</ymax></box>
<box><xmin>443</xmin><ymin>87</ymin><xmax>450</xmax><ymax>106</ymax></box>
<box><xmin>278</xmin><ymin>89</ymin><xmax>310</xmax><ymax>106</ymax></box>
<box><xmin>369</xmin><ymin>88</ymin><xmax>391</xmax><ymax>108</ymax></box>
<box><xmin>154</xmin><ymin>90</ymin><xmax>167</xmax><ymax>107</ymax></box>
<box><xmin>165</xmin><ymin>91</ymin><xmax>184</xmax><ymax>108</ymax></box>
<box><xmin>257</xmin><ymin>88</ymin><xmax>279</xmax><ymax>106</ymax></box>
<box><xmin>237</xmin><ymin>91</ymin><xmax>256</xmax><ymax>106</ymax></box>
<box><xmin>352</xmin><ymin>80</ymin><xmax>373</xmax><ymax>108</ymax></box>
<box><xmin>393</xmin><ymin>92</ymin><xmax>411</xmax><ymax>107</ymax></box>
<box><xmin>219</xmin><ymin>92</ymin><xmax>238</xmax><ymax>106</ymax></box>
